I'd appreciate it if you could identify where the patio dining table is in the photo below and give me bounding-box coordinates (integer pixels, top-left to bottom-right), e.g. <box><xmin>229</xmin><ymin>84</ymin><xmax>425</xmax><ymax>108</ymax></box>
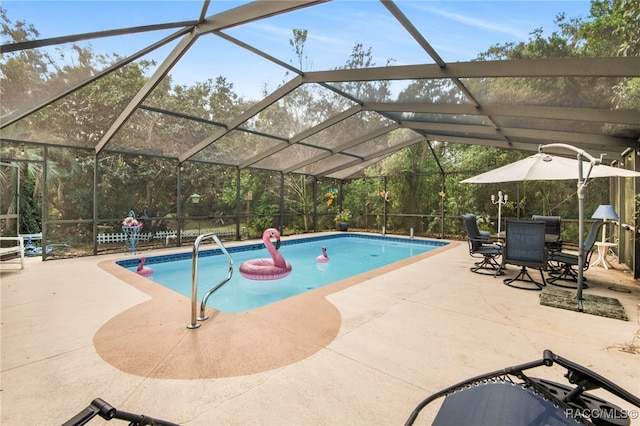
<box><xmin>543</xmin><ymin>233</ymin><xmax>562</xmax><ymax>247</ymax></box>
<box><xmin>490</xmin><ymin>231</ymin><xmax>560</xmax><ymax>245</ymax></box>
<box><xmin>493</xmin><ymin>229</ymin><xmax>562</xmax><ymax>275</ymax></box>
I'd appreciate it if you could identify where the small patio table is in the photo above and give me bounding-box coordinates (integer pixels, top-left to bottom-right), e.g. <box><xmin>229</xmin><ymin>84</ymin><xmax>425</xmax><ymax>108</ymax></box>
<box><xmin>591</xmin><ymin>241</ymin><xmax>617</xmax><ymax>270</ymax></box>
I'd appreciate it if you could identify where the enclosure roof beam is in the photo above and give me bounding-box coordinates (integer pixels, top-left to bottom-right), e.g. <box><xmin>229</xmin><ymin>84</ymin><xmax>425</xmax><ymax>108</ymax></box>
<box><xmin>291</xmin><ymin>105</ymin><xmax>363</xmax><ymax>144</ymax></box>
<box><xmin>403</xmin><ymin>122</ymin><xmax>631</xmax><ymax>148</ymax></box>
<box><xmin>198</xmin><ymin>0</ymin><xmax>211</xmax><ymax>23</ymax></box>
<box><xmin>284</xmin><ymin>123</ymin><xmax>400</xmax><ymax>174</ymax></box>
<box><xmin>138</xmin><ymin>104</ymin><xmax>287</xmax><ymax>144</ymax></box>
<box><xmin>238</xmin><ymin>104</ymin><xmax>362</xmax><ymax>169</ymax></box>
<box><xmin>424</xmin><ymin>134</ymin><xmax>543</xmax><ymax>152</ymax></box>
<box><xmin>1</xmin><ymin>28</ymin><xmax>192</xmax><ymax>130</ymax></box>
<box><xmin>317</xmin><ymin>134</ymin><xmax>425</xmax><ymax>178</ymax></box>
<box><xmin>0</xmin><ymin>21</ymin><xmax>197</xmax><ymax>53</ymax></box>
<box><xmin>303</xmin><ymin>57</ymin><xmax>640</xmax><ymax>83</ymax></box>
<box><xmin>214</xmin><ymin>31</ymin><xmax>304</xmax><ymax>77</ymax></box>
<box><xmin>420</xmin><ymin>133</ymin><xmax>621</xmax><ymax>160</ymax></box>
<box><xmin>283</xmin><ymin>152</ymin><xmax>333</xmax><ymax>175</ymax></box>
<box><xmin>381</xmin><ymin>0</ymin><xmax>445</xmax><ymax>67</ymax></box>
<box><xmin>330</xmin><ymin>123</ymin><xmax>400</xmax><ymax>153</ymax></box>
<box><xmin>197</xmin><ymin>0</ymin><xmax>328</xmax><ymax>33</ymax></box>
<box><xmin>380</xmin><ymin>2</ymin><xmax>485</xmax><ymax>107</ymax></box>
<box><xmin>363</xmin><ymin>102</ymin><xmax>640</xmax><ymax>125</ymax></box>
<box><xmin>180</xmin><ymin>76</ymin><xmax>303</xmax><ymax>163</ymax></box>
<box><xmin>95</xmin><ymin>28</ymin><xmax>200</xmax><ymax>154</ymax></box>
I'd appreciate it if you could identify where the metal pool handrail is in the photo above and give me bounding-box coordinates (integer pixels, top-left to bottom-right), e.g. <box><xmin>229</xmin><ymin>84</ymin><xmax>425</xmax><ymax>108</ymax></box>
<box><xmin>187</xmin><ymin>233</ymin><xmax>234</xmax><ymax>329</ymax></box>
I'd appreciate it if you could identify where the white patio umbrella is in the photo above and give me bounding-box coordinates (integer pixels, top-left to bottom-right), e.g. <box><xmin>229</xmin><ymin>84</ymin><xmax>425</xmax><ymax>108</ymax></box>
<box><xmin>461</xmin><ymin>144</ymin><xmax>640</xmax><ymax>311</ymax></box>
<box><xmin>460</xmin><ymin>152</ymin><xmax>640</xmax><ymax>183</ymax></box>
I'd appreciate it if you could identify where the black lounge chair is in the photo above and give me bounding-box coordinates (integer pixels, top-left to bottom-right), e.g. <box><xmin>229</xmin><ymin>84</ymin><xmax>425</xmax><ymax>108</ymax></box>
<box><xmin>461</xmin><ymin>214</ymin><xmax>503</xmax><ymax>275</ymax></box>
<box><xmin>405</xmin><ymin>349</ymin><xmax>640</xmax><ymax>426</ymax></box>
<box><xmin>547</xmin><ymin>220</ymin><xmax>604</xmax><ymax>288</ymax></box>
<box><xmin>62</xmin><ymin>397</ymin><xmax>179</xmax><ymax>426</ymax></box>
<box><xmin>502</xmin><ymin>220</ymin><xmax>547</xmax><ymax>290</ymax></box>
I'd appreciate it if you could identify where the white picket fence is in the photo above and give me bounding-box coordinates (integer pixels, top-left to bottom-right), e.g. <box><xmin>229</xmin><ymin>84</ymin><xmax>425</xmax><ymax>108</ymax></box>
<box><xmin>97</xmin><ymin>229</ymin><xmax>238</xmax><ymax>245</ymax></box>
<box><xmin>96</xmin><ymin>232</ymin><xmax>152</xmax><ymax>244</ymax></box>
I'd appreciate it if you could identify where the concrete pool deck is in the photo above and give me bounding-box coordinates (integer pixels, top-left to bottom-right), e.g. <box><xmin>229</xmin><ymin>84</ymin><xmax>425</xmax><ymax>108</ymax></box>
<box><xmin>2</xmin><ymin>232</ymin><xmax>639</xmax><ymax>425</ymax></box>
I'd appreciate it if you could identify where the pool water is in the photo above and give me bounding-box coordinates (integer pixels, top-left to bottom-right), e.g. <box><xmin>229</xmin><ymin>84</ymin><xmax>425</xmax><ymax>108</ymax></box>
<box><xmin>120</xmin><ymin>234</ymin><xmax>446</xmax><ymax>313</ymax></box>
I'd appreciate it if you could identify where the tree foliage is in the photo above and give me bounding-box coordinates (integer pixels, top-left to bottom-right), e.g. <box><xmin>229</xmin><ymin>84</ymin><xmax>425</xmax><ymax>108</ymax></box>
<box><xmin>0</xmin><ymin>1</ymin><xmax>635</xmax><ymax>247</ymax></box>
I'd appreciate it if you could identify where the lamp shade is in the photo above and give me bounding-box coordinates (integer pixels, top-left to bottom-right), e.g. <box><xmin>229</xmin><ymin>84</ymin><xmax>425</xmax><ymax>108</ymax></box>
<box><xmin>591</xmin><ymin>204</ymin><xmax>618</xmax><ymax>220</ymax></box>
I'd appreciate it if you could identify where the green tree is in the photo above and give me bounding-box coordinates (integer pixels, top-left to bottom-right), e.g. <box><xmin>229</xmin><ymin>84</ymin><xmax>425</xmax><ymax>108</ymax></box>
<box><xmin>576</xmin><ymin>0</ymin><xmax>640</xmax><ymax>56</ymax></box>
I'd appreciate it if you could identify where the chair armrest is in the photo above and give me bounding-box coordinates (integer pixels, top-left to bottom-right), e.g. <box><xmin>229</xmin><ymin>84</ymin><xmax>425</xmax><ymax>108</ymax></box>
<box><xmin>469</xmin><ymin>236</ymin><xmax>500</xmax><ymax>248</ymax></box>
<box><xmin>0</xmin><ymin>236</ymin><xmax>25</xmax><ymax>246</ymax></box>
<box><xmin>0</xmin><ymin>237</ymin><xmax>25</xmax><ymax>269</ymax></box>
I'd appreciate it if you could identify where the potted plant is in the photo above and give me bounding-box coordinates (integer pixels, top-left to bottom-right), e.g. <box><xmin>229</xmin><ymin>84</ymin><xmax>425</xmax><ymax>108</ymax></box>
<box><xmin>334</xmin><ymin>209</ymin><xmax>352</xmax><ymax>231</ymax></box>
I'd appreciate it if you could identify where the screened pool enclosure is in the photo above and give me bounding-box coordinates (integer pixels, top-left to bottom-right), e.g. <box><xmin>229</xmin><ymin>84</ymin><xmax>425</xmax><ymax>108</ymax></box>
<box><xmin>1</xmin><ymin>1</ymin><xmax>638</xmax><ymax>273</ymax></box>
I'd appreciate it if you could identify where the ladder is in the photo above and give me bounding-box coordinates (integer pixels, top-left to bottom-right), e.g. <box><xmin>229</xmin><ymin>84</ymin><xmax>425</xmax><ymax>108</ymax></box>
<box><xmin>187</xmin><ymin>233</ymin><xmax>233</xmax><ymax>329</ymax></box>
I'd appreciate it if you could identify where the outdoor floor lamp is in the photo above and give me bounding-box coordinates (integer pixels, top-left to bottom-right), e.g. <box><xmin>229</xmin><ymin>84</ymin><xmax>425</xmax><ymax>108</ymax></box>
<box><xmin>592</xmin><ymin>205</ymin><xmax>619</xmax><ymax>243</ymax></box>
<box><xmin>538</xmin><ymin>143</ymin><xmax>602</xmax><ymax>312</ymax></box>
<box><xmin>491</xmin><ymin>191</ymin><xmax>508</xmax><ymax>234</ymax></box>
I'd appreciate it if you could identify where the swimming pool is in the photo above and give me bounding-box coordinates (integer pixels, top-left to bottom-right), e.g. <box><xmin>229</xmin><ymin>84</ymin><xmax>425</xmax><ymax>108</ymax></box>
<box><xmin>117</xmin><ymin>233</ymin><xmax>448</xmax><ymax>313</ymax></box>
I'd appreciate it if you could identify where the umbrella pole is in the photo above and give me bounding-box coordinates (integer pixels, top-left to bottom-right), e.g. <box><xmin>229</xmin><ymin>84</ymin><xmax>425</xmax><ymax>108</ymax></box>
<box><xmin>539</xmin><ymin>143</ymin><xmax>602</xmax><ymax>312</ymax></box>
<box><xmin>576</xmin><ymin>158</ymin><xmax>585</xmax><ymax>312</ymax></box>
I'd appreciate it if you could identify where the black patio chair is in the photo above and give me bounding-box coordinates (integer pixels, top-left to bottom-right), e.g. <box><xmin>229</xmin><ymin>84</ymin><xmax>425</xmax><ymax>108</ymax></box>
<box><xmin>461</xmin><ymin>214</ymin><xmax>503</xmax><ymax>275</ymax></box>
<box><xmin>502</xmin><ymin>220</ymin><xmax>547</xmax><ymax>290</ymax></box>
<box><xmin>532</xmin><ymin>215</ymin><xmax>563</xmax><ymax>254</ymax></box>
<box><xmin>547</xmin><ymin>220</ymin><xmax>604</xmax><ymax>288</ymax></box>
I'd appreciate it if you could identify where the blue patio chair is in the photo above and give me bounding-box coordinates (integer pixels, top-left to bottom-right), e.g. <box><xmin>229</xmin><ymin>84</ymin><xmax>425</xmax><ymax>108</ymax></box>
<box><xmin>532</xmin><ymin>215</ymin><xmax>562</xmax><ymax>254</ymax></box>
<box><xmin>461</xmin><ymin>214</ymin><xmax>503</xmax><ymax>275</ymax></box>
<box><xmin>547</xmin><ymin>220</ymin><xmax>604</xmax><ymax>288</ymax></box>
<box><xmin>502</xmin><ymin>220</ymin><xmax>547</xmax><ymax>290</ymax></box>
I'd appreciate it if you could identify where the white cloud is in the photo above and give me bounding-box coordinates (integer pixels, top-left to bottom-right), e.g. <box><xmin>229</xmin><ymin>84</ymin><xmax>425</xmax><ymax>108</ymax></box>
<box><xmin>419</xmin><ymin>5</ymin><xmax>530</xmax><ymax>40</ymax></box>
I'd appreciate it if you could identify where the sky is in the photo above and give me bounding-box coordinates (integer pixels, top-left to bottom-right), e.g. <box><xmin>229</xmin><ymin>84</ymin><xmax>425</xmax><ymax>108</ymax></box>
<box><xmin>2</xmin><ymin>0</ymin><xmax>594</xmax><ymax>100</ymax></box>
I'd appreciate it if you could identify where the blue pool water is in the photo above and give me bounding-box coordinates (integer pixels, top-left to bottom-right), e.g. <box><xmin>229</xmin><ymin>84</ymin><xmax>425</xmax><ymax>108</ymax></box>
<box><xmin>117</xmin><ymin>234</ymin><xmax>447</xmax><ymax>313</ymax></box>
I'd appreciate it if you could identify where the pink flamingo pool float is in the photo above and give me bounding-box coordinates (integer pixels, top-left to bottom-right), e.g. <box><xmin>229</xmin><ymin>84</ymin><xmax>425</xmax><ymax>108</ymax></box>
<box><xmin>316</xmin><ymin>246</ymin><xmax>329</xmax><ymax>263</ymax></box>
<box><xmin>240</xmin><ymin>228</ymin><xmax>292</xmax><ymax>280</ymax></box>
<box><xmin>136</xmin><ymin>257</ymin><xmax>154</xmax><ymax>277</ymax></box>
